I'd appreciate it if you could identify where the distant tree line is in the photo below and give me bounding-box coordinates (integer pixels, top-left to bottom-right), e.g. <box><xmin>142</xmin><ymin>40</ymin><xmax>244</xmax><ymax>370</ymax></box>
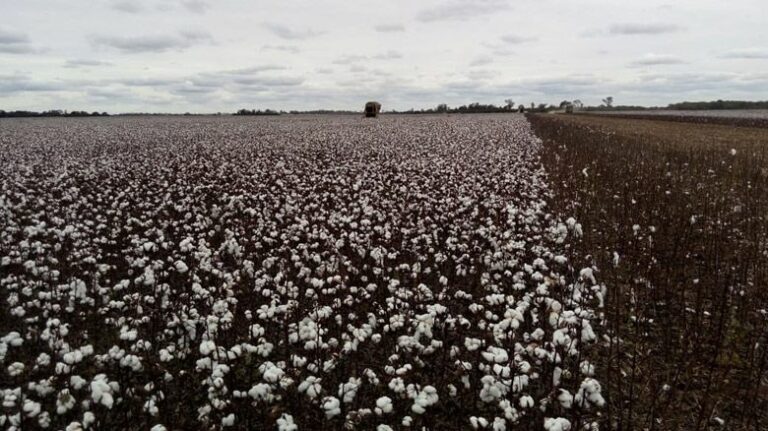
<box><xmin>0</xmin><ymin>110</ymin><xmax>109</xmax><ymax>118</ymax></box>
<box><xmin>666</xmin><ymin>100</ymin><xmax>768</xmax><ymax>110</ymax></box>
<box><xmin>234</xmin><ymin>108</ymin><xmax>281</xmax><ymax>116</ymax></box>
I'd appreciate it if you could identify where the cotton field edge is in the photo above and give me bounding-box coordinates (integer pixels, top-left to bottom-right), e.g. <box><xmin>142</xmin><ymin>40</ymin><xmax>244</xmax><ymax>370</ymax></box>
<box><xmin>0</xmin><ymin>115</ymin><xmax>604</xmax><ymax>430</ymax></box>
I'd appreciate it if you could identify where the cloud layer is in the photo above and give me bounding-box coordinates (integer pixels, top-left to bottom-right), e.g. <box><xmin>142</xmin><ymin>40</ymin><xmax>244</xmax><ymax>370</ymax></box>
<box><xmin>1</xmin><ymin>1</ymin><xmax>767</xmax><ymax>112</ymax></box>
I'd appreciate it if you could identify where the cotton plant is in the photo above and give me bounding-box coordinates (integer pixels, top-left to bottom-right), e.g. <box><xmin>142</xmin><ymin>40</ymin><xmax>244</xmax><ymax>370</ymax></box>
<box><xmin>0</xmin><ymin>115</ymin><xmax>604</xmax><ymax>429</ymax></box>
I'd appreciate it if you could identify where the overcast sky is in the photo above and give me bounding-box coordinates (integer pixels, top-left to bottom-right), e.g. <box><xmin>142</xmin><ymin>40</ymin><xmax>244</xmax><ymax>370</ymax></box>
<box><xmin>1</xmin><ymin>0</ymin><xmax>767</xmax><ymax>113</ymax></box>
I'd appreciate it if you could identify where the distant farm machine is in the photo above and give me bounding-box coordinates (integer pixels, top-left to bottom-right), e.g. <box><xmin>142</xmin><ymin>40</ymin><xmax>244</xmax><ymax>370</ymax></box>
<box><xmin>365</xmin><ymin>101</ymin><xmax>381</xmax><ymax>118</ymax></box>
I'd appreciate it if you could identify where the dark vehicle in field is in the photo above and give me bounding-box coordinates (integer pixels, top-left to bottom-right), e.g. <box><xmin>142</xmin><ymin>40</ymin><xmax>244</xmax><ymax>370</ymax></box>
<box><xmin>365</xmin><ymin>101</ymin><xmax>381</xmax><ymax>118</ymax></box>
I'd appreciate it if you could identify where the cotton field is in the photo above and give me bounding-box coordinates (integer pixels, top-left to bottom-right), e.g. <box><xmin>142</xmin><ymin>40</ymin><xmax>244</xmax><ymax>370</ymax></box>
<box><xmin>0</xmin><ymin>115</ymin><xmax>604</xmax><ymax>430</ymax></box>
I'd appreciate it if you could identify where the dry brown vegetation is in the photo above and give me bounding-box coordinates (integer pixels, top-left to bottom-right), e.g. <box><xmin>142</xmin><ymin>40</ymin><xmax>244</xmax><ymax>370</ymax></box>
<box><xmin>529</xmin><ymin>114</ymin><xmax>768</xmax><ymax>430</ymax></box>
<box><xmin>576</xmin><ymin>112</ymin><xmax>768</xmax><ymax>129</ymax></box>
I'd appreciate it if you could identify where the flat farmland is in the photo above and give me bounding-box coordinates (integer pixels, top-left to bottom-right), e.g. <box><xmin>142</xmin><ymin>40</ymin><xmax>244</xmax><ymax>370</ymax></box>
<box><xmin>529</xmin><ymin>113</ymin><xmax>768</xmax><ymax>430</ymax></box>
<box><xmin>0</xmin><ymin>115</ymin><xmax>603</xmax><ymax>430</ymax></box>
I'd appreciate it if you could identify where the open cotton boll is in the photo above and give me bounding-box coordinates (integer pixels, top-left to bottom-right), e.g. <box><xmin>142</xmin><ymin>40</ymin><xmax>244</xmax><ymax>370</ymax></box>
<box><xmin>411</xmin><ymin>386</ymin><xmax>438</xmax><ymax>414</ymax></box>
<box><xmin>375</xmin><ymin>396</ymin><xmax>393</xmax><ymax>414</ymax></box>
<box><xmin>174</xmin><ymin>260</ymin><xmax>189</xmax><ymax>273</ymax></box>
<box><xmin>298</xmin><ymin>376</ymin><xmax>322</xmax><ymax>399</ymax></box>
<box><xmin>322</xmin><ymin>396</ymin><xmax>341</xmax><ymax>418</ymax></box>
<box><xmin>221</xmin><ymin>413</ymin><xmax>235</xmax><ymax>427</ymax></box>
<box><xmin>276</xmin><ymin>414</ymin><xmax>298</xmax><ymax>431</ymax></box>
<box><xmin>544</xmin><ymin>417</ymin><xmax>572</xmax><ymax>431</ymax></box>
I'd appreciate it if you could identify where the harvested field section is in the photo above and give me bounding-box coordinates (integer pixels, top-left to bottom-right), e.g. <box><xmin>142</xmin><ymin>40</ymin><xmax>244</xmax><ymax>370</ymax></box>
<box><xmin>530</xmin><ymin>114</ymin><xmax>768</xmax><ymax>430</ymax></box>
<box><xmin>577</xmin><ymin>110</ymin><xmax>768</xmax><ymax>129</ymax></box>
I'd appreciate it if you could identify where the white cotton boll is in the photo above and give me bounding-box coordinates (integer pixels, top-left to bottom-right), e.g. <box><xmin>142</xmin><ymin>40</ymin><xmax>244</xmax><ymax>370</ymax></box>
<box><xmin>199</xmin><ymin>340</ymin><xmax>216</xmax><ymax>356</ymax></box>
<box><xmin>7</xmin><ymin>362</ymin><xmax>25</xmax><ymax>376</ymax></box>
<box><xmin>221</xmin><ymin>413</ymin><xmax>235</xmax><ymax>427</ymax></box>
<box><xmin>581</xmin><ymin>321</ymin><xmax>596</xmax><ymax>343</ymax></box>
<box><xmin>298</xmin><ymin>376</ymin><xmax>322</xmax><ymax>399</ymax></box>
<box><xmin>470</xmin><ymin>416</ymin><xmax>489</xmax><ymax>428</ymax></box>
<box><xmin>90</xmin><ymin>374</ymin><xmax>114</xmax><ymax>409</ymax></box>
<box><xmin>481</xmin><ymin>346</ymin><xmax>508</xmax><ymax>363</ymax></box>
<box><xmin>558</xmin><ymin>390</ymin><xmax>573</xmax><ymax>409</ymax></box>
<box><xmin>338</xmin><ymin>377</ymin><xmax>361</xmax><ymax>403</ymax></box>
<box><xmin>544</xmin><ymin>417</ymin><xmax>572</xmax><ymax>431</ymax></box>
<box><xmin>57</xmin><ymin>389</ymin><xmax>76</xmax><ymax>414</ymax></box>
<box><xmin>150</xmin><ymin>425</ymin><xmax>167</xmax><ymax>431</ymax></box>
<box><xmin>580</xmin><ymin>361</ymin><xmax>595</xmax><ymax>377</ymax></box>
<box><xmin>492</xmin><ymin>417</ymin><xmax>506</xmax><ymax>431</ymax></box>
<box><xmin>574</xmin><ymin>378</ymin><xmax>605</xmax><ymax>408</ymax></box>
<box><xmin>389</xmin><ymin>377</ymin><xmax>405</xmax><ymax>394</ymax></box>
<box><xmin>23</xmin><ymin>399</ymin><xmax>41</xmax><ymax>417</ymax></box>
<box><xmin>579</xmin><ymin>267</ymin><xmax>596</xmax><ymax>284</ymax></box>
<box><xmin>70</xmin><ymin>376</ymin><xmax>87</xmax><ymax>390</ymax></box>
<box><xmin>322</xmin><ymin>396</ymin><xmax>341</xmax><ymax>418</ymax></box>
<box><xmin>174</xmin><ymin>260</ymin><xmax>189</xmax><ymax>273</ymax></box>
<box><xmin>377</xmin><ymin>425</ymin><xmax>394</xmax><ymax>431</ymax></box>
<box><xmin>375</xmin><ymin>396</ymin><xmax>393</xmax><ymax>414</ymax></box>
<box><xmin>261</xmin><ymin>363</ymin><xmax>285</xmax><ymax>383</ymax></box>
<box><xmin>277</xmin><ymin>413</ymin><xmax>298</xmax><ymax>431</ymax></box>
<box><xmin>402</xmin><ymin>416</ymin><xmax>413</xmax><ymax>426</ymax></box>
<box><xmin>83</xmin><ymin>411</ymin><xmax>95</xmax><ymax>427</ymax></box>
<box><xmin>38</xmin><ymin>411</ymin><xmax>51</xmax><ymax>428</ymax></box>
<box><xmin>411</xmin><ymin>386</ymin><xmax>438</xmax><ymax>414</ymax></box>
<box><xmin>519</xmin><ymin>395</ymin><xmax>534</xmax><ymax>409</ymax></box>
<box><xmin>465</xmin><ymin>337</ymin><xmax>482</xmax><ymax>351</ymax></box>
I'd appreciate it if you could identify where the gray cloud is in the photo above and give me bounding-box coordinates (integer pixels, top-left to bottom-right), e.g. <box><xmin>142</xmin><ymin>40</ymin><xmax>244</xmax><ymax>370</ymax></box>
<box><xmin>64</xmin><ymin>59</ymin><xmax>114</xmax><ymax>68</ymax></box>
<box><xmin>110</xmin><ymin>0</ymin><xmax>143</xmax><ymax>13</ymax></box>
<box><xmin>116</xmin><ymin>77</ymin><xmax>178</xmax><ymax>87</ymax></box>
<box><xmin>263</xmin><ymin>23</ymin><xmax>323</xmax><ymax>40</ymax></box>
<box><xmin>110</xmin><ymin>0</ymin><xmax>208</xmax><ymax>14</ymax></box>
<box><xmin>470</xmin><ymin>55</ymin><xmax>494</xmax><ymax>67</ymax></box>
<box><xmin>262</xmin><ymin>44</ymin><xmax>301</xmax><ymax>54</ymax></box>
<box><xmin>91</xmin><ymin>30</ymin><xmax>212</xmax><ymax>53</ymax></box>
<box><xmin>721</xmin><ymin>48</ymin><xmax>768</xmax><ymax>59</ymax></box>
<box><xmin>181</xmin><ymin>0</ymin><xmax>209</xmax><ymax>13</ymax></box>
<box><xmin>0</xmin><ymin>28</ymin><xmax>38</xmax><ymax>54</ymax></box>
<box><xmin>0</xmin><ymin>28</ymin><xmax>30</xmax><ymax>44</ymax></box>
<box><xmin>0</xmin><ymin>75</ymin><xmax>69</xmax><ymax>93</ymax></box>
<box><xmin>416</xmin><ymin>1</ymin><xmax>509</xmax><ymax>22</ymax></box>
<box><xmin>629</xmin><ymin>54</ymin><xmax>686</xmax><ymax>67</ymax></box>
<box><xmin>499</xmin><ymin>34</ymin><xmax>537</xmax><ymax>44</ymax></box>
<box><xmin>232</xmin><ymin>76</ymin><xmax>303</xmax><ymax>87</ymax></box>
<box><xmin>373</xmin><ymin>50</ymin><xmax>403</xmax><ymax>60</ymax></box>
<box><xmin>374</xmin><ymin>24</ymin><xmax>405</xmax><ymax>33</ymax></box>
<box><xmin>220</xmin><ymin>65</ymin><xmax>287</xmax><ymax>75</ymax></box>
<box><xmin>0</xmin><ymin>44</ymin><xmax>37</xmax><ymax>54</ymax></box>
<box><xmin>332</xmin><ymin>54</ymin><xmax>368</xmax><ymax>65</ymax></box>
<box><xmin>608</xmin><ymin>23</ymin><xmax>682</xmax><ymax>35</ymax></box>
